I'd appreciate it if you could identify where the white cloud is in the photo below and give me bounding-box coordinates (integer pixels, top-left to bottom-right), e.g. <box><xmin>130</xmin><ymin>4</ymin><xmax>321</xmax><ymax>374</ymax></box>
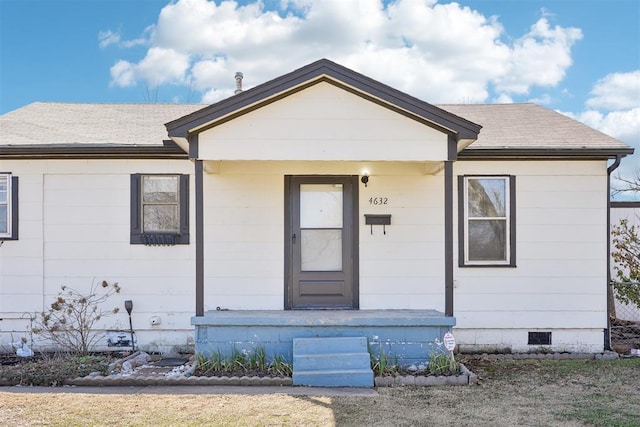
<box><xmin>493</xmin><ymin>18</ymin><xmax>582</xmax><ymax>95</ymax></box>
<box><xmin>109</xmin><ymin>60</ymin><xmax>136</xmax><ymax>87</ymax></box>
<box><xmin>576</xmin><ymin>108</ymin><xmax>640</xmax><ymax>144</ymax></box>
<box><xmin>586</xmin><ymin>71</ymin><xmax>640</xmax><ymax>111</ymax></box>
<box><xmin>106</xmin><ymin>0</ymin><xmax>582</xmax><ymax>106</ymax></box>
<box><xmin>109</xmin><ymin>48</ymin><xmax>190</xmax><ymax>88</ymax></box>
<box><xmin>98</xmin><ymin>30</ymin><xmax>121</xmax><ymax>49</ymax></box>
<box><xmin>564</xmin><ymin>107</ymin><xmax>640</xmax><ymax>189</ymax></box>
<box><xmin>99</xmin><ymin>29</ymin><xmax>147</xmax><ymax>49</ymax></box>
<box><xmin>528</xmin><ymin>94</ymin><xmax>552</xmax><ymax>105</ymax></box>
<box><xmin>493</xmin><ymin>93</ymin><xmax>513</xmax><ymax>104</ymax></box>
<box><xmin>137</xmin><ymin>47</ymin><xmax>191</xmax><ymax>87</ymax></box>
<box><xmin>565</xmin><ymin>70</ymin><xmax>640</xmax><ymax>187</ymax></box>
<box><xmin>121</xmin><ymin>37</ymin><xmax>148</xmax><ymax>48</ymax></box>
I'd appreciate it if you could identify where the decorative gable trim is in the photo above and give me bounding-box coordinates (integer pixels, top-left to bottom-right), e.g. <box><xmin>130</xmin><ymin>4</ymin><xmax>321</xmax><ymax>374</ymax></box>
<box><xmin>166</xmin><ymin>59</ymin><xmax>482</xmax><ymax>143</ymax></box>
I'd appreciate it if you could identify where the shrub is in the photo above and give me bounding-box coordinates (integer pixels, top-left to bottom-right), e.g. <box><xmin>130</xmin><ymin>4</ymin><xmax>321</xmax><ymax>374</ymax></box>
<box><xmin>611</xmin><ymin>218</ymin><xmax>640</xmax><ymax>309</ymax></box>
<box><xmin>32</xmin><ymin>280</ymin><xmax>121</xmax><ymax>355</ymax></box>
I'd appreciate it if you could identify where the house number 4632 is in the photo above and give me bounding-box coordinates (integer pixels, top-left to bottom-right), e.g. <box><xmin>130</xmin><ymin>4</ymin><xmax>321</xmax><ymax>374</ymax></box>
<box><xmin>368</xmin><ymin>197</ymin><xmax>388</xmax><ymax>205</ymax></box>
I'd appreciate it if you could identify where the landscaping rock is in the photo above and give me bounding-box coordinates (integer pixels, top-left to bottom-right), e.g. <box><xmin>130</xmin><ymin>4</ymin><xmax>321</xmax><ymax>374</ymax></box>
<box><xmin>395</xmin><ymin>375</ymin><xmax>416</xmax><ymax>386</ymax></box>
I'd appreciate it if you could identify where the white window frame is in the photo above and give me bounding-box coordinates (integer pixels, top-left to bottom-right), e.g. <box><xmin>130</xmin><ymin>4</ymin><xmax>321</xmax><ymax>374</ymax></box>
<box><xmin>141</xmin><ymin>174</ymin><xmax>181</xmax><ymax>234</ymax></box>
<box><xmin>461</xmin><ymin>175</ymin><xmax>515</xmax><ymax>267</ymax></box>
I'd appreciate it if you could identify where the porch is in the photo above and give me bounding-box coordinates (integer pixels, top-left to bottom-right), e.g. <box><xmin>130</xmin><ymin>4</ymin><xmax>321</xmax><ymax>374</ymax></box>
<box><xmin>192</xmin><ymin>309</ymin><xmax>455</xmax><ymax>366</ymax></box>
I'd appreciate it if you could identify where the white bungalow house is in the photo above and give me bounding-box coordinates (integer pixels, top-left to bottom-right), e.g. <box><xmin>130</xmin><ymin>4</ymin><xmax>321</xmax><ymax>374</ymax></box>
<box><xmin>0</xmin><ymin>60</ymin><xmax>634</xmax><ymax>382</ymax></box>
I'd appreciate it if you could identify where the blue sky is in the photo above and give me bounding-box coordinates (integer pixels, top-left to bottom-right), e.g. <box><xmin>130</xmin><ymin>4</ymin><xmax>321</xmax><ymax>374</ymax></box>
<box><xmin>1</xmin><ymin>0</ymin><xmax>639</xmax><ymax>194</ymax></box>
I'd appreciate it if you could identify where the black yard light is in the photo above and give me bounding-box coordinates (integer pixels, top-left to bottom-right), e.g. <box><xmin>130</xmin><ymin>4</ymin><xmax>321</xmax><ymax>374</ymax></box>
<box><xmin>124</xmin><ymin>300</ymin><xmax>136</xmax><ymax>352</ymax></box>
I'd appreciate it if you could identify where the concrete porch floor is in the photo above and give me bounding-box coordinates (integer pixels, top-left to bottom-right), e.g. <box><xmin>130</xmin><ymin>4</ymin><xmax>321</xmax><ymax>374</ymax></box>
<box><xmin>192</xmin><ymin>309</ymin><xmax>455</xmax><ymax>327</ymax></box>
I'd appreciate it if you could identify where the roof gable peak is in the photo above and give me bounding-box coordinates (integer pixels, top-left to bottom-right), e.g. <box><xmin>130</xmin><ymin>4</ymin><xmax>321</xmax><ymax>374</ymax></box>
<box><xmin>166</xmin><ymin>58</ymin><xmax>481</xmax><ymax>141</ymax></box>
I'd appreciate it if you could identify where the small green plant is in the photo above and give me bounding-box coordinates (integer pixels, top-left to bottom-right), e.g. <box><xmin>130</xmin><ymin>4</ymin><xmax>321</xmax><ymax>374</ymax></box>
<box><xmin>195</xmin><ymin>347</ymin><xmax>292</xmax><ymax>377</ymax></box>
<box><xmin>369</xmin><ymin>342</ymin><xmax>398</xmax><ymax>376</ymax></box>
<box><xmin>196</xmin><ymin>350</ymin><xmax>225</xmax><ymax>372</ymax></box>
<box><xmin>270</xmin><ymin>354</ymin><xmax>293</xmax><ymax>377</ymax></box>
<box><xmin>428</xmin><ymin>339</ymin><xmax>459</xmax><ymax>376</ymax></box>
<box><xmin>230</xmin><ymin>346</ymin><xmax>247</xmax><ymax>372</ymax></box>
<box><xmin>249</xmin><ymin>345</ymin><xmax>268</xmax><ymax>371</ymax></box>
<box><xmin>32</xmin><ymin>280</ymin><xmax>121</xmax><ymax>355</ymax></box>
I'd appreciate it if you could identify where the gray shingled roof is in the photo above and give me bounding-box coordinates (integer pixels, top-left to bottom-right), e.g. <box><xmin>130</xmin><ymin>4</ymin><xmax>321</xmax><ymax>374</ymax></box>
<box><xmin>0</xmin><ymin>101</ymin><xmax>632</xmax><ymax>156</ymax></box>
<box><xmin>440</xmin><ymin>103</ymin><xmax>630</xmax><ymax>151</ymax></box>
<box><xmin>0</xmin><ymin>102</ymin><xmax>203</xmax><ymax>146</ymax></box>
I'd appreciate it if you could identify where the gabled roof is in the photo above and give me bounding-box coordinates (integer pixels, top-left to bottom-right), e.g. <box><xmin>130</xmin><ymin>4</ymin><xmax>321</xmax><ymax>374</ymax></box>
<box><xmin>441</xmin><ymin>103</ymin><xmax>633</xmax><ymax>158</ymax></box>
<box><xmin>0</xmin><ymin>59</ymin><xmax>633</xmax><ymax>161</ymax></box>
<box><xmin>165</xmin><ymin>58</ymin><xmax>482</xmax><ymax>142</ymax></box>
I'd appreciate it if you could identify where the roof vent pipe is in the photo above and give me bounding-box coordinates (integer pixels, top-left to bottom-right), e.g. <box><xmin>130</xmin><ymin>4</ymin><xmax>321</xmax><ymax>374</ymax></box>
<box><xmin>234</xmin><ymin>72</ymin><xmax>243</xmax><ymax>94</ymax></box>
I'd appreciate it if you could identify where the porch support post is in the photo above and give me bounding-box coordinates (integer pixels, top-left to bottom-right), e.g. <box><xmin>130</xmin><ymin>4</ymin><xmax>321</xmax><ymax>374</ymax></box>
<box><xmin>444</xmin><ymin>134</ymin><xmax>457</xmax><ymax>317</ymax></box>
<box><xmin>193</xmin><ymin>133</ymin><xmax>205</xmax><ymax>316</ymax></box>
<box><xmin>444</xmin><ymin>160</ymin><xmax>454</xmax><ymax>317</ymax></box>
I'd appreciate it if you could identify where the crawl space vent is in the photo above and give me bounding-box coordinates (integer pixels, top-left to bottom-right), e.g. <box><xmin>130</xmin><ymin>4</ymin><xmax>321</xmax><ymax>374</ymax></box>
<box><xmin>528</xmin><ymin>331</ymin><xmax>552</xmax><ymax>345</ymax></box>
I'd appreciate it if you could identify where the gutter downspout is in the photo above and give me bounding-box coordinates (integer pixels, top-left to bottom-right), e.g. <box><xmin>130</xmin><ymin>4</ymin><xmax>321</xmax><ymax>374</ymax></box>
<box><xmin>605</xmin><ymin>154</ymin><xmax>622</xmax><ymax>350</ymax></box>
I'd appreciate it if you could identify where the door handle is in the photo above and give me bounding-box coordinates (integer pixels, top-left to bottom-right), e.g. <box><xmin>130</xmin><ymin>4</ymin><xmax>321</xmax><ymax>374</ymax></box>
<box><xmin>292</xmin><ymin>233</ymin><xmax>296</xmax><ymax>244</ymax></box>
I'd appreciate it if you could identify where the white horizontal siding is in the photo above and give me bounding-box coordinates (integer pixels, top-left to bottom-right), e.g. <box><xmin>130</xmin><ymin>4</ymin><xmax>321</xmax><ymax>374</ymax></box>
<box><xmin>454</xmin><ymin>160</ymin><xmax>609</xmax><ymax>332</ymax></box>
<box><xmin>201</xmin><ymin>162</ymin><xmax>446</xmax><ymax>310</ymax></box>
<box><xmin>519</xmin><ymin>208</ymin><xmax>604</xmax><ymax>225</ymax></box>
<box><xmin>202</xmin><ymin>166</ymin><xmax>283</xmax><ymax>309</ymax></box>
<box><xmin>456</xmin><ymin>276</ymin><xmax>603</xmax><ymax>294</ymax></box>
<box><xmin>360</xmin><ymin>293</ymin><xmax>445</xmax><ymax>310</ymax></box>
<box><xmin>1</xmin><ymin>156</ymin><xmax>613</xmax><ymax>353</ymax></box>
<box><xmin>455</xmin><ymin>310</ymin><xmax>604</xmax><ymax>329</ymax></box>
<box><xmin>0</xmin><ymin>160</ymin><xmax>195</xmax><ymax>351</ymax></box>
<box><xmin>199</xmin><ymin>82</ymin><xmax>448</xmax><ymax>161</ymax></box>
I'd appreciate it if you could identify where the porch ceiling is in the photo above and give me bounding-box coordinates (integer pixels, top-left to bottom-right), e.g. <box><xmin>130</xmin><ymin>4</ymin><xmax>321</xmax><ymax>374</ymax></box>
<box><xmin>201</xmin><ymin>160</ymin><xmax>445</xmax><ymax>175</ymax></box>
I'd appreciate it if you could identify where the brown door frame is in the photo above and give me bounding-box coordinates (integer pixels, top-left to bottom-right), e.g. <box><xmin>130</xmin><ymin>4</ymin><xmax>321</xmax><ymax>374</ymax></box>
<box><xmin>284</xmin><ymin>175</ymin><xmax>359</xmax><ymax>309</ymax></box>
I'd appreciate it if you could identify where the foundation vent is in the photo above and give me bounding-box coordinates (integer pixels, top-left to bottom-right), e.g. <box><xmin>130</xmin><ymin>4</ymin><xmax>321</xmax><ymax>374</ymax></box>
<box><xmin>528</xmin><ymin>331</ymin><xmax>552</xmax><ymax>345</ymax></box>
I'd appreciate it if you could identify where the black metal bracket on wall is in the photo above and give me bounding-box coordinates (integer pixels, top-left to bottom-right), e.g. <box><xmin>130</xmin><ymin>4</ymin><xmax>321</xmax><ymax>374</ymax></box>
<box><xmin>364</xmin><ymin>214</ymin><xmax>391</xmax><ymax>235</ymax></box>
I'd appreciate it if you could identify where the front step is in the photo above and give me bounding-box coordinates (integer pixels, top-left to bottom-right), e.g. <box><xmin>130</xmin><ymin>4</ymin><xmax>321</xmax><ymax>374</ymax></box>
<box><xmin>292</xmin><ymin>337</ymin><xmax>374</xmax><ymax>387</ymax></box>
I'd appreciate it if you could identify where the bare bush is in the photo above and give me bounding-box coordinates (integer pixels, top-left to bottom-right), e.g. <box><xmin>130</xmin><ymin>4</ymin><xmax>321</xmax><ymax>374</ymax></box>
<box><xmin>32</xmin><ymin>280</ymin><xmax>121</xmax><ymax>355</ymax></box>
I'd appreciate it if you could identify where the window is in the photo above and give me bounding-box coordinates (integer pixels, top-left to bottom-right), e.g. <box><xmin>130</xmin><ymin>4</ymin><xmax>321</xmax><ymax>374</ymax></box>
<box><xmin>0</xmin><ymin>173</ymin><xmax>18</xmax><ymax>240</ymax></box>
<box><xmin>131</xmin><ymin>174</ymin><xmax>189</xmax><ymax>245</ymax></box>
<box><xmin>459</xmin><ymin>175</ymin><xmax>515</xmax><ymax>266</ymax></box>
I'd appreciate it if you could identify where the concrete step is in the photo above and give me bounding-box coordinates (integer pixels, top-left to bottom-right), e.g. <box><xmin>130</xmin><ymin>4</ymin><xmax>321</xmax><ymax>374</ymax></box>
<box><xmin>293</xmin><ymin>352</ymin><xmax>371</xmax><ymax>371</ymax></box>
<box><xmin>293</xmin><ymin>369</ymin><xmax>374</xmax><ymax>387</ymax></box>
<box><xmin>292</xmin><ymin>337</ymin><xmax>373</xmax><ymax>387</ymax></box>
<box><xmin>292</xmin><ymin>336</ymin><xmax>369</xmax><ymax>355</ymax></box>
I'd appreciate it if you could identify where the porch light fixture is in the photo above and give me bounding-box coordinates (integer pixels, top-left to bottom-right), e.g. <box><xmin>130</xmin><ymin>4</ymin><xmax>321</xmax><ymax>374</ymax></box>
<box><xmin>360</xmin><ymin>174</ymin><xmax>369</xmax><ymax>187</ymax></box>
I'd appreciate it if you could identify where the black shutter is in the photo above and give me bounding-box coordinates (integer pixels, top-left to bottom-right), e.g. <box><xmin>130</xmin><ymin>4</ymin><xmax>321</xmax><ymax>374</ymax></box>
<box><xmin>9</xmin><ymin>176</ymin><xmax>18</xmax><ymax>240</ymax></box>
<box><xmin>177</xmin><ymin>174</ymin><xmax>190</xmax><ymax>244</ymax></box>
<box><xmin>130</xmin><ymin>174</ymin><xmax>142</xmax><ymax>244</ymax></box>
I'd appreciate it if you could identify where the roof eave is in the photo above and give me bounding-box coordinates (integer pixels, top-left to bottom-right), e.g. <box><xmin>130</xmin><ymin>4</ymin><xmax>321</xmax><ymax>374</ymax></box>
<box><xmin>458</xmin><ymin>147</ymin><xmax>635</xmax><ymax>160</ymax></box>
<box><xmin>0</xmin><ymin>141</ymin><xmax>188</xmax><ymax>160</ymax></box>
